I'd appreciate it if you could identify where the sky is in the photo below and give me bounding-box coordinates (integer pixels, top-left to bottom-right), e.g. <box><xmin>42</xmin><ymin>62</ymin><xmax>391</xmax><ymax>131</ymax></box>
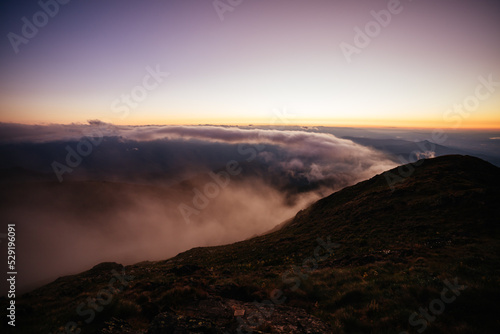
<box><xmin>0</xmin><ymin>0</ymin><xmax>499</xmax><ymax>128</ymax></box>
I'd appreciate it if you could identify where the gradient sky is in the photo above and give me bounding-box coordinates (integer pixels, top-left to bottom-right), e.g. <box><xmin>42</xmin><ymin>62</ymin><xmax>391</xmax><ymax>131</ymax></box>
<box><xmin>0</xmin><ymin>0</ymin><xmax>499</xmax><ymax>128</ymax></box>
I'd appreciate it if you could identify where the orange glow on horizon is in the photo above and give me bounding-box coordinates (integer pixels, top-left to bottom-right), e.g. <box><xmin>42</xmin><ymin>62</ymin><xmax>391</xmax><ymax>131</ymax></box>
<box><xmin>1</xmin><ymin>102</ymin><xmax>499</xmax><ymax>130</ymax></box>
<box><xmin>2</xmin><ymin>114</ymin><xmax>499</xmax><ymax>131</ymax></box>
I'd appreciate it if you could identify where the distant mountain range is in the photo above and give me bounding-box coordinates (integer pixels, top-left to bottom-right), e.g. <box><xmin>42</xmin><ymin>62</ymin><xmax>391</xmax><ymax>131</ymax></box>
<box><xmin>2</xmin><ymin>155</ymin><xmax>499</xmax><ymax>333</ymax></box>
<box><xmin>343</xmin><ymin>136</ymin><xmax>500</xmax><ymax>167</ymax></box>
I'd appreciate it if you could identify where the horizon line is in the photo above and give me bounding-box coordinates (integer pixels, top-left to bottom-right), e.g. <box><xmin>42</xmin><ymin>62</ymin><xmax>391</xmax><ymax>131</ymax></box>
<box><xmin>2</xmin><ymin>120</ymin><xmax>500</xmax><ymax>131</ymax></box>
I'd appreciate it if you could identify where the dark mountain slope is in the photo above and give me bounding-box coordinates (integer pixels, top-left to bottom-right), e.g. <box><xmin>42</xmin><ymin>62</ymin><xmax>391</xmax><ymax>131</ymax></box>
<box><xmin>3</xmin><ymin>155</ymin><xmax>500</xmax><ymax>333</ymax></box>
<box><xmin>173</xmin><ymin>155</ymin><xmax>500</xmax><ymax>267</ymax></box>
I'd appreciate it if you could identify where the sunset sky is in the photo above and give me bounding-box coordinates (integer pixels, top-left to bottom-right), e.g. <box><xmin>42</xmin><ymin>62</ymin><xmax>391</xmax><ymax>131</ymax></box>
<box><xmin>0</xmin><ymin>0</ymin><xmax>499</xmax><ymax>128</ymax></box>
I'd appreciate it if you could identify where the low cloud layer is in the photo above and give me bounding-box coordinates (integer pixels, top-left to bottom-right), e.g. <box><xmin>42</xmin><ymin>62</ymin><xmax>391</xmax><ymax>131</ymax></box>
<box><xmin>0</xmin><ymin>121</ymin><xmax>396</xmax><ymax>185</ymax></box>
<box><xmin>0</xmin><ymin>122</ymin><xmax>397</xmax><ymax>293</ymax></box>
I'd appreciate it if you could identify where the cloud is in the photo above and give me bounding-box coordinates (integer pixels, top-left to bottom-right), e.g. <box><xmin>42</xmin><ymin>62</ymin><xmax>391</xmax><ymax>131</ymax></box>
<box><xmin>0</xmin><ymin>121</ymin><xmax>117</xmax><ymax>143</ymax></box>
<box><xmin>415</xmin><ymin>151</ymin><xmax>436</xmax><ymax>159</ymax></box>
<box><xmin>0</xmin><ymin>122</ymin><xmax>398</xmax><ymax>293</ymax></box>
<box><xmin>0</xmin><ymin>121</ymin><xmax>396</xmax><ymax>188</ymax></box>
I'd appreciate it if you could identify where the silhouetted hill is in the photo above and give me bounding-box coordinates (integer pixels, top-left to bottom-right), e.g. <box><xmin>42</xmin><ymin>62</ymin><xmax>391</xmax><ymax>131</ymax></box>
<box><xmin>3</xmin><ymin>155</ymin><xmax>499</xmax><ymax>333</ymax></box>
